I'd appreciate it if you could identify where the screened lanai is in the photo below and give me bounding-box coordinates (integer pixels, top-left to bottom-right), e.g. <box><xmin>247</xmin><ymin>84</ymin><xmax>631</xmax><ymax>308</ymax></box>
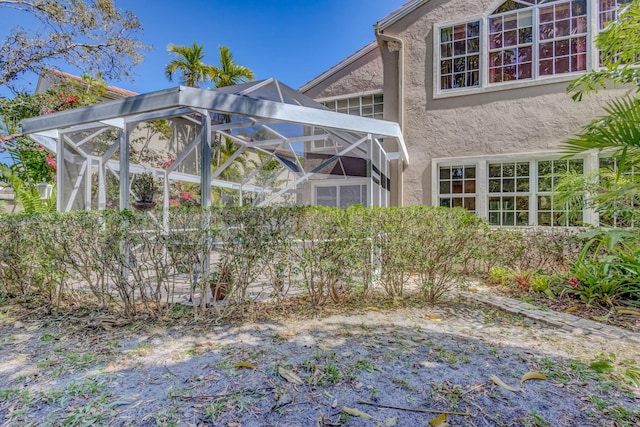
<box><xmin>20</xmin><ymin>79</ymin><xmax>408</xmax><ymax>212</ymax></box>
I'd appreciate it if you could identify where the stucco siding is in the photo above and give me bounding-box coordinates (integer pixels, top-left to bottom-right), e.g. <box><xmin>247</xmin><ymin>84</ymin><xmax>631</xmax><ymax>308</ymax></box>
<box><xmin>380</xmin><ymin>0</ymin><xmax>629</xmax><ymax>205</ymax></box>
<box><xmin>302</xmin><ymin>47</ymin><xmax>383</xmax><ymax>99</ymax></box>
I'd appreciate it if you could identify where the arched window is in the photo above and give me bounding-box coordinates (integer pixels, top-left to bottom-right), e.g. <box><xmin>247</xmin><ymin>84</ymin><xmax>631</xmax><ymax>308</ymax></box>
<box><xmin>489</xmin><ymin>0</ymin><xmax>587</xmax><ymax>83</ymax></box>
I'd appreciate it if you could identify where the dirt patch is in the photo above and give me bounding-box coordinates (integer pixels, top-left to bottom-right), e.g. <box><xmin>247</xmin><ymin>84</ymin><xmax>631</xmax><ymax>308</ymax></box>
<box><xmin>1</xmin><ymin>298</ymin><xmax>639</xmax><ymax>426</ymax></box>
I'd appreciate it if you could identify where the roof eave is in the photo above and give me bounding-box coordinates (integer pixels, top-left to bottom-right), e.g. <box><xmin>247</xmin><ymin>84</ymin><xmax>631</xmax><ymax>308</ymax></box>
<box><xmin>374</xmin><ymin>0</ymin><xmax>430</xmax><ymax>32</ymax></box>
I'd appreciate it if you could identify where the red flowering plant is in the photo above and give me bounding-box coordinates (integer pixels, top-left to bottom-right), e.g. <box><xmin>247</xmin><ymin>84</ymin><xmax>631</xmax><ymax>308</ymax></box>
<box><xmin>168</xmin><ymin>182</ymin><xmax>199</xmax><ymax>207</ymax></box>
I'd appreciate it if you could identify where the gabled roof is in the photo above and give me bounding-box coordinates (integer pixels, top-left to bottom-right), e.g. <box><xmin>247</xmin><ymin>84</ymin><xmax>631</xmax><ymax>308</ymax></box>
<box><xmin>375</xmin><ymin>0</ymin><xmax>430</xmax><ymax>32</ymax></box>
<box><xmin>299</xmin><ymin>42</ymin><xmax>379</xmax><ymax>93</ymax></box>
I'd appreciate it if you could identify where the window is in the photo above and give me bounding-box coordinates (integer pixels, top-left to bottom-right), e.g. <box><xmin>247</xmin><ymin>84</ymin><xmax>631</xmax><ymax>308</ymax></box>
<box><xmin>489</xmin><ymin>9</ymin><xmax>533</xmax><ymax>82</ymax></box>
<box><xmin>438</xmin><ymin>165</ymin><xmax>476</xmax><ymax>212</ymax></box>
<box><xmin>321</xmin><ymin>94</ymin><xmax>383</xmax><ymax>119</ymax></box>
<box><xmin>315</xmin><ymin>94</ymin><xmax>383</xmax><ymax>149</ymax></box>
<box><xmin>436</xmin><ymin>0</ymin><xmax>619</xmax><ymax>93</ymax></box>
<box><xmin>488</xmin><ymin>162</ymin><xmax>531</xmax><ymax>226</ymax></box>
<box><xmin>439</xmin><ymin>21</ymin><xmax>481</xmax><ymax>90</ymax></box>
<box><xmin>599</xmin><ymin>0</ymin><xmax>632</xmax><ymax>29</ymax></box>
<box><xmin>435</xmin><ymin>155</ymin><xmax>590</xmax><ymax>227</ymax></box>
<box><xmin>598</xmin><ymin>0</ymin><xmax>634</xmax><ymax>64</ymax></box>
<box><xmin>315</xmin><ymin>183</ymin><xmax>368</xmax><ymax>208</ymax></box>
<box><xmin>538</xmin><ymin>1</ymin><xmax>588</xmax><ymax>76</ymax></box>
<box><xmin>537</xmin><ymin>159</ymin><xmax>584</xmax><ymax>226</ymax></box>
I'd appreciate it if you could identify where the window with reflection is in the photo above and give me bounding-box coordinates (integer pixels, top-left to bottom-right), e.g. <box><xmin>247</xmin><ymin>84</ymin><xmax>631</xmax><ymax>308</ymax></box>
<box><xmin>439</xmin><ymin>165</ymin><xmax>477</xmax><ymax>212</ymax></box>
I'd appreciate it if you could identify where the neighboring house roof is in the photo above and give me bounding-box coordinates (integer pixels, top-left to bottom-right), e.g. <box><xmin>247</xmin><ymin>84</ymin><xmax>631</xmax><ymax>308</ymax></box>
<box><xmin>36</xmin><ymin>68</ymin><xmax>138</xmax><ymax>100</ymax></box>
<box><xmin>299</xmin><ymin>41</ymin><xmax>379</xmax><ymax>93</ymax></box>
<box><xmin>375</xmin><ymin>0</ymin><xmax>430</xmax><ymax>32</ymax></box>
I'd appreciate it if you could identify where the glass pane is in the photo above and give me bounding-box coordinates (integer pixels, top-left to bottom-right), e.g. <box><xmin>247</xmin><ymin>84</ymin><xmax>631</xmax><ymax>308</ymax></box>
<box><xmin>538</xmin><ymin>176</ymin><xmax>552</xmax><ymax>192</ymax></box>
<box><xmin>516</xmin><ymin>162</ymin><xmax>530</xmax><ymax>176</ymax></box>
<box><xmin>454</xmin><ymin>40</ymin><xmax>467</xmax><ymax>56</ymax></box>
<box><xmin>489</xmin><ymin>197</ymin><xmax>501</xmax><ymax>210</ymax></box>
<box><xmin>569</xmin><ymin>159</ymin><xmax>584</xmax><ymax>173</ymax></box>
<box><xmin>489</xmin><ymin>212</ymin><xmax>500</xmax><ymax>225</ymax></box>
<box><xmin>516</xmin><ymin>178</ymin><xmax>529</xmax><ymax>192</ymax></box>
<box><xmin>452</xmin><ymin>197</ymin><xmax>463</xmax><ymax>207</ymax></box>
<box><xmin>440</xmin><ymin>181</ymin><xmax>451</xmax><ymax>194</ymax></box>
<box><xmin>489</xmin><ymin>164</ymin><xmax>502</xmax><ymax>177</ymax></box>
<box><xmin>464</xmin><ymin>166</ymin><xmax>476</xmax><ymax>179</ymax></box>
<box><xmin>554</xmin><ymin>161</ymin><xmax>567</xmax><ymax>174</ymax></box>
<box><xmin>467</xmin><ymin>21</ymin><xmax>480</xmax><ymax>37</ymax></box>
<box><xmin>553</xmin><ymin>211</ymin><xmax>565</xmax><ymax>226</ymax></box>
<box><xmin>503</xmin><ymin>197</ymin><xmax>515</xmax><ymax>210</ymax></box>
<box><xmin>538</xmin><ymin>211</ymin><xmax>552</xmax><ymax>226</ymax></box>
<box><xmin>516</xmin><ymin>212</ymin><xmax>529</xmax><ymax>226</ymax></box>
<box><xmin>452</xmin><ymin>180</ymin><xmax>463</xmax><ymax>193</ymax></box>
<box><xmin>440</xmin><ymin>198</ymin><xmax>451</xmax><ymax>208</ymax></box>
<box><xmin>503</xmin><ymin>163</ymin><xmax>515</xmax><ymax>177</ymax></box>
<box><xmin>464</xmin><ymin>180</ymin><xmax>476</xmax><ymax>193</ymax></box>
<box><xmin>441</xmin><ymin>27</ymin><xmax>453</xmax><ymax>42</ymax></box>
<box><xmin>503</xmin><ymin>212</ymin><xmax>515</xmax><ymax>226</ymax></box>
<box><xmin>503</xmin><ymin>178</ymin><xmax>515</xmax><ymax>192</ymax></box>
<box><xmin>339</xmin><ymin>185</ymin><xmax>363</xmax><ymax>208</ymax></box>
<box><xmin>489</xmin><ymin>179</ymin><xmax>501</xmax><ymax>193</ymax></box>
<box><xmin>538</xmin><ymin>160</ymin><xmax>552</xmax><ymax>175</ymax></box>
<box><xmin>463</xmin><ymin>197</ymin><xmax>476</xmax><ymax>211</ymax></box>
<box><xmin>440</xmin><ymin>167</ymin><xmax>451</xmax><ymax>179</ymax></box>
<box><xmin>538</xmin><ymin>195</ymin><xmax>551</xmax><ymax>210</ymax></box>
<box><xmin>452</xmin><ymin>167</ymin><xmax>463</xmax><ymax>179</ymax></box>
<box><xmin>516</xmin><ymin>196</ymin><xmax>529</xmax><ymax>210</ymax></box>
<box><xmin>454</xmin><ymin>24</ymin><xmax>466</xmax><ymax>40</ymax></box>
<box><xmin>316</xmin><ymin>187</ymin><xmax>337</xmax><ymax>207</ymax></box>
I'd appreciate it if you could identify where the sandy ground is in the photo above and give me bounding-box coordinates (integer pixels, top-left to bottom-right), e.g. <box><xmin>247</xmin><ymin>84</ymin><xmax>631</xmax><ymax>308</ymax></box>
<box><xmin>1</xmin><ymin>297</ymin><xmax>639</xmax><ymax>427</ymax></box>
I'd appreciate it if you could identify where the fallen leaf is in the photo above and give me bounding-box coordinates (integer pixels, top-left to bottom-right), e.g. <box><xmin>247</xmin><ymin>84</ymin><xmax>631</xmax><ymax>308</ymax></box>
<box><xmin>234</xmin><ymin>361</ymin><xmax>256</xmax><ymax>369</ymax></box>
<box><xmin>385</xmin><ymin>416</ymin><xmax>398</xmax><ymax>426</ymax></box>
<box><xmin>615</xmin><ymin>307</ymin><xmax>640</xmax><ymax>316</ymax></box>
<box><xmin>341</xmin><ymin>406</ymin><xmax>373</xmax><ymax>420</ymax></box>
<box><xmin>425</xmin><ymin>314</ymin><xmax>443</xmax><ymax>322</ymax></box>
<box><xmin>490</xmin><ymin>374</ymin><xmax>521</xmax><ymax>392</ymax></box>
<box><xmin>520</xmin><ymin>371</ymin><xmax>546</xmax><ymax>384</ymax></box>
<box><xmin>365</xmin><ymin>306</ymin><xmax>382</xmax><ymax>312</ymax></box>
<box><xmin>429</xmin><ymin>413</ymin><xmax>449</xmax><ymax>427</ymax></box>
<box><xmin>278</xmin><ymin>367</ymin><xmax>303</xmax><ymax>385</ymax></box>
<box><xmin>564</xmin><ymin>305</ymin><xmax>579</xmax><ymax>313</ymax></box>
<box><xmin>468</xmin><ymin>288</ymin><xmax>480</xmax><ymax>293</ymax></box>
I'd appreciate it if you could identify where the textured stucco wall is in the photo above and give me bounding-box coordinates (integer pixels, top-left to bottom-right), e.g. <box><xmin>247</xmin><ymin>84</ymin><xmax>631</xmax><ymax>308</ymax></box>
<box><xmin>381</xmin><ymin>0</ymin><xmax>627</xmax><ymax>206</ymax></box>
<box><xmin>301</xmin><ymin>46</ymin><xmax>384</xmax><ymax>99</ymax></box>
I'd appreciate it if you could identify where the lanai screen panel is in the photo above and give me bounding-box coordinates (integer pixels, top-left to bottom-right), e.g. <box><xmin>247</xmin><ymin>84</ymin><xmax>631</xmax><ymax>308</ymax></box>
<box><xmin>20</xmin><ymin>79</ymin><xmax>408</xmax><ymax>211</ymax></box>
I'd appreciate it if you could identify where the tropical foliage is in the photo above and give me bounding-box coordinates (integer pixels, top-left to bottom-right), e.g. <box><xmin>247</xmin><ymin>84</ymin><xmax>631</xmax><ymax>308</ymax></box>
<box><xmin>562</xmin><ymin>0</ymin><xmax>640</xmax><ymax>307</ymax></box>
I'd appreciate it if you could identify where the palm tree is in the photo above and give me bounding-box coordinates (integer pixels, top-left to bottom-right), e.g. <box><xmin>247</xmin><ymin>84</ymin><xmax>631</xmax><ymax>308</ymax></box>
<box><xmin>164</xmin><ymin>42</ymin><xmax>217</xmax><ymax>88</ymax></box>
<box><xmin>211</xmin><ymin>46</ymin><xmax>254</xmax><ymax>88</ymax></box>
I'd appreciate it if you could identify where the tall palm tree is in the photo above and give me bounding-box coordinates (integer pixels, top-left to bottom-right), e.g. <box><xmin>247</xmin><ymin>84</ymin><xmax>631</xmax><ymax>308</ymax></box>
<box><xmin>211</xmin><ymin>46</ymin><xmax>254</xmax><ymax>88</ymax></box>
<box><xmin>164</xmin><ymin>42</ymin><xmax>216</xmax><ymax>88</ymax></box>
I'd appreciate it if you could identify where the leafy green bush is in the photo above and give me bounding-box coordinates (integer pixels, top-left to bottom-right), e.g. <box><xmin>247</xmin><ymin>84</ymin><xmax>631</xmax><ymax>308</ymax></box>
<box><xmin>567</xmin><ymin>229</ymin><xmax>640</xmax><ymax>306</ymax></box>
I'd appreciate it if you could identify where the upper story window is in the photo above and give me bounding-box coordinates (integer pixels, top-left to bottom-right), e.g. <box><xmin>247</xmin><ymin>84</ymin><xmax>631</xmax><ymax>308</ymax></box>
<box><xmin>436</xmin><ymin>0</ymin><xmax>629</xmax><ymax>94</ymax></box>
<box><xmin>321</xmin><ymin>94</ymin><xmax>383</xmax><ymax>119</ymax></box>
<box><xmin>440</xmin><ymin>22</ymin><xmax>481</xmax><ymax>89</ymax></box>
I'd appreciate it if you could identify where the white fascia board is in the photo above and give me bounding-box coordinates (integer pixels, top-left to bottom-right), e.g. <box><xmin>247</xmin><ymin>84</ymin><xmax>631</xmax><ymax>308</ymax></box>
<box><xmin>21</xmin><ymin>87</ymin><xmax>182</xmax><ymax>134</ymax></box>
<box><xmin>32</xmin><ymin>129</ymin><xmax>59</xmax><ymax>139</ymax></box>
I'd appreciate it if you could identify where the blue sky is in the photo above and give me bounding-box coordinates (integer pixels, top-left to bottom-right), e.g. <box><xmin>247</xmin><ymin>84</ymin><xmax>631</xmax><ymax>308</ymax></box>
<box><xmin>2</xmin><ymin>0</ymin><xmax>407</xmax><ymax>95</ymax></box>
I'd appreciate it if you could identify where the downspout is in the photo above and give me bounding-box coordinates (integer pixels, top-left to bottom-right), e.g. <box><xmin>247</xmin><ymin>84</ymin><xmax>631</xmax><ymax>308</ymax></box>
<box><xmin>375</xmin><ymin>28</ymin><xmax>405</xmax><ymax>206</ymax></box>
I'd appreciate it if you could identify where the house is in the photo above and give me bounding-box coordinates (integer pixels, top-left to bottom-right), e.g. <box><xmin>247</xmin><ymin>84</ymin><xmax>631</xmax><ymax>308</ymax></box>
<box><xmin>301</xmin><ymin>0</ymin><xmax>633</xmax><ymax>226</ymax></box>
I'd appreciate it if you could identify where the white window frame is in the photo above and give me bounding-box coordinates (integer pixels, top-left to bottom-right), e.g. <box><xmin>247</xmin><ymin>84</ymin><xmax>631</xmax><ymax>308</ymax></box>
<box><xmin>432</xmin><ymin>150</ymin><xmax>600</xmax><ymax>227</ymax></box>
<box><xmin>433</xmin><ymin>0</ymin><xmax>625</xmax><ymax>99</ymax></box>
<box><xmin>312</xmin><ymin>178</ymin><xmax>370</xmax><ymax>208</ymax></box>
